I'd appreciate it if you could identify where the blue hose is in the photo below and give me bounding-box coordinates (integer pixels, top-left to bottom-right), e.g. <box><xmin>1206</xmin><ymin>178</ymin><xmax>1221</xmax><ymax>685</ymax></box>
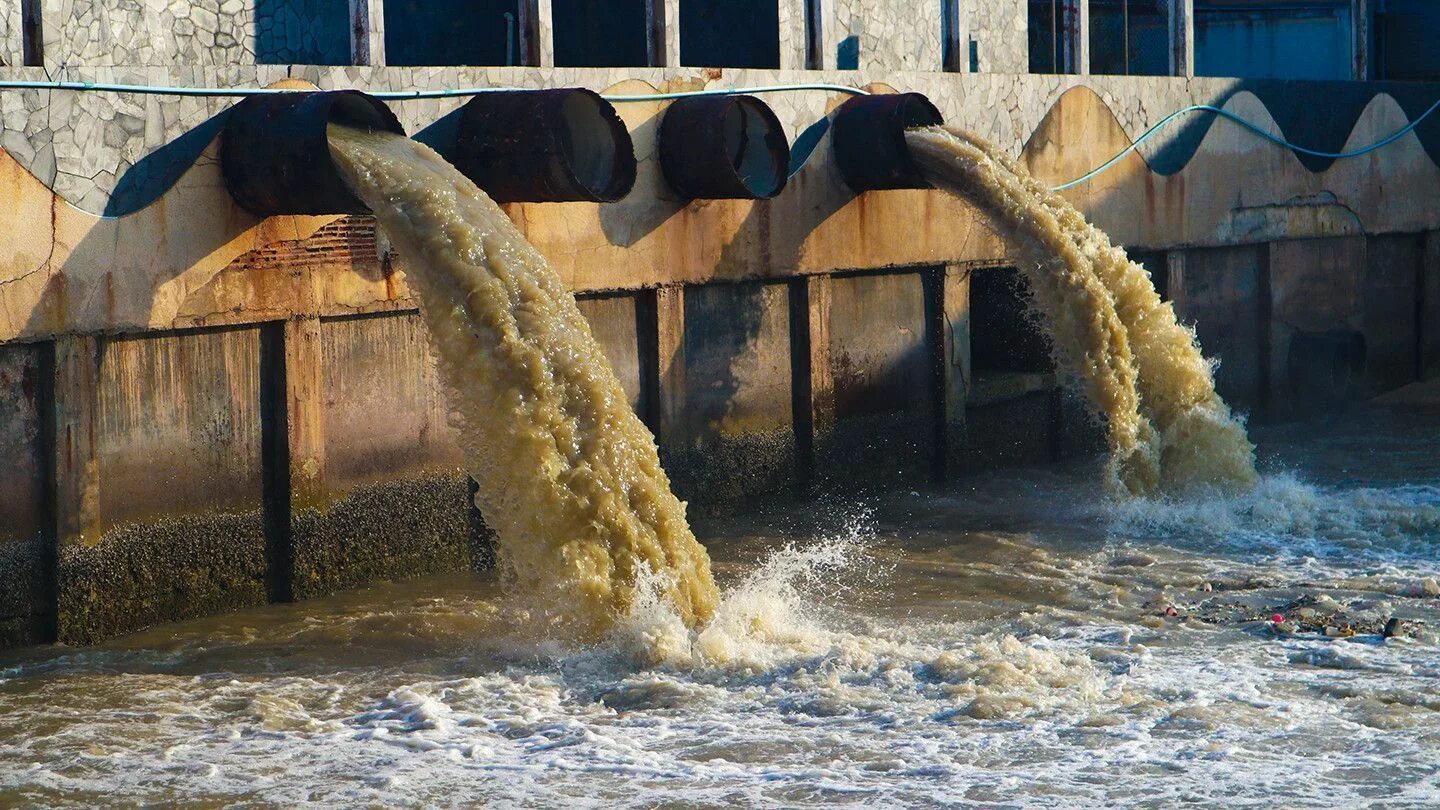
<box><xmin>1050</xmin><ymin>98</ymin><xmax>1440</xmax><ymax>191</ymax></box>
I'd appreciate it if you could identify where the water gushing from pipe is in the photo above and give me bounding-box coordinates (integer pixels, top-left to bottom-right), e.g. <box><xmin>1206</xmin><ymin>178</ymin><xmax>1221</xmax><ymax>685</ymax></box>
<box><xmin>906</xmin><ymin>126</ymin><xmax>1257</xmax><ymax>495</ymax></box>
<box><xmin>327</xmin><ymin>124</ymin><xmax>719</xmax><ymax>634</ymax></box>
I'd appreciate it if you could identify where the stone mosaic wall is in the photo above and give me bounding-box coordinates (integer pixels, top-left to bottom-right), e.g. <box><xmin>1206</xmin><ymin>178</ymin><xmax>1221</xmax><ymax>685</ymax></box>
<box><xmin>824</xmin><ymin>0</ymin><xmax>942</xmax><ymax>71</ymax></box>
<box><xmin>0</xmin><ymin>1</ymin><xmax>20</xmax><ymax>67</ymax></box>
<box><xmin>0</xmin><ymin>64</ymin><xmax>1249</xmax><ymax>214</ymax></box>
<box><xmin>37</xmin><ymin>0</ymin><xmax>349</xmax><ymax>69</ymax></box>
<box><xmin>960</xmin><ymin>0</ymin><xmax>1029</xmax><ymax>74</ymax></box>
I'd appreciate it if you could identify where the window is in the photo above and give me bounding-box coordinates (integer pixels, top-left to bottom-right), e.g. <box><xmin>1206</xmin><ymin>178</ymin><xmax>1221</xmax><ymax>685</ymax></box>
<box><xmin>1195</xmin><ymin>0</ymin><xmax>1352</xmax><ymax>80</ymax></box>
<box><xmin>679</xmin><ymin>0</ymin><xmax>779</xmax><ymax>68</ymax></box>
<box><xmin>1376</xmin><ymin>0</ymin><xmax>1440</xmax><ymax>82</ymax></box>
<box><xmin>942</xmin><ymin>0</ymin><xmax>962</xmax><ymax>72</ymax></box>
<box><xmin>1028</xmin><ymin>0</ymin><xmax>1064</xmax><ymax>73</ymax></box>
<box><xmin>804</xmin><ymin>0</ymin><xmax>822</xmax><ymax>69</ymax></box>
<box><xmin>386</xmin><ymin>0</ymin><xmax>528</xmax><ymax>66</ymax></box>
<box><xmin>1090</xmin><ymin>0</ymin><xmax>1169</xmax><ymax>75</ymax></box>
<box><xmin>21</xmin><ymin>0</ymin><xmax>42</xmax><ymax>66</ymax></box>
<box><xmin>553</xmin><ymin>0</ymin><xmax>650</xmax><ymax>66</ymax></box>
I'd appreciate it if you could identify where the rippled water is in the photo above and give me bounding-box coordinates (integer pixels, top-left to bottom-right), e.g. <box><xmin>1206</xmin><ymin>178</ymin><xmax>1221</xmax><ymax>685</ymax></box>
<box><xmin>3</xmin><ymin>403</ymin><xmax>1438</xmax><ymax>807</ymax></box>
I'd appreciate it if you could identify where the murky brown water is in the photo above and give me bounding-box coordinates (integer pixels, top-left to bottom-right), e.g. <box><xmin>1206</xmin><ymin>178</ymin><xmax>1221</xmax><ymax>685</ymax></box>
<box><xmin>3</xmin><ymin>403</ymin><xmax>1437</xmax><ymax>807</ymax></box>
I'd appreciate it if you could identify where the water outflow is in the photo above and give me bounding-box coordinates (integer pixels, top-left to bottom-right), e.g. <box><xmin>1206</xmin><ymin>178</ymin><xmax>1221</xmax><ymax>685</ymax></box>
<box><xmin>327</xmin><ymin>124</ymin><xmax>719</xmax><ymax>633</ymax></box>
<box><xmin>906</xmin><ymin>126</ymin><xmax>1258</xmax><ymax>496</ymax></box>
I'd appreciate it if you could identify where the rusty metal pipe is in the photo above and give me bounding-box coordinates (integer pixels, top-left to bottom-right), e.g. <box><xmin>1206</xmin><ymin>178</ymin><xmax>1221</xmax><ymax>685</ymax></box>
<box><xmin>451</xmin><ymin>88</ymin><xmax>636</xmax><ymax>203</ymax></box>
<box><xmin>830</xmin><ymin>92</ymin><xmax>943</xmax><ymax>192</ymax></box>
<box><xmin>658</xmin><ymin>95</ymin><xmax>790</xmax><ymax>200</ymax></box>
<box><xmin>220</xmin><ymin>90</ymin><xmax>405</xmax><ymax>217</ymax></box>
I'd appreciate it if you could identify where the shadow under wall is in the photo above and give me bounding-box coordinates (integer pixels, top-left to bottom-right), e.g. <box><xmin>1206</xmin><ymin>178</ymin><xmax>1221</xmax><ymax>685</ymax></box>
<box><xmin>1143</xmin><ymin>79</ymin><xmax>1440</xmax><ymax>175</ymax></box>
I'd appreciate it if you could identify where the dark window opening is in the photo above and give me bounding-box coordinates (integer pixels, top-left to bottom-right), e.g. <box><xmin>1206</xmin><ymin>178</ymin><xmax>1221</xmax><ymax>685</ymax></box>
<box><xmin>1195</xmin><ymin>0</ymin><xmax>1351</xmax><ymax>80</ymax></box>
<box><xmin>1028</xmin><ymin>0</ymin><xmax>1064</xmax><ymax>73</ymax></box>
<box><xmin>804</xmin><ymin>0</ymin><xmax>823</xmax><ymax>69</ymax></box>
<box><xmin>1090</xmin><ymin>0</ymin><xmax>1169</xmax><ymax>75</ymax></box>
<box><xmin>680</xmin><ymin>0</ymin><xmax>779</xmax><ymax>68</ymax></box>
<box><xmin>21</xmin><ymin>0</ymin><xmax>42</xmax><ymax>66</ymax></box>
<box><xmin>386</xmin><ymin>0</ymin><xmax>526</xmax><ymax>66</ymax></box>
<box><xmin>1376</xmin><ymin>0</ymin><xmax>1440</xmax><ymax>82</ymax></box>
<box><xmin>553</xmin><ymin>0</ymin><xmax>649</xmax><ymax>66</ymax></box>
<box><xmin>942</xmin><ymin>0</ymin><xmax>962</xmax><ymax>72</ymax></box>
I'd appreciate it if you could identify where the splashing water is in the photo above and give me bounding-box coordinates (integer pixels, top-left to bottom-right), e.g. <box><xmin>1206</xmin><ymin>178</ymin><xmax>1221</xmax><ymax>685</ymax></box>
<box><xmin>906</xmin><ymin>126</ymin><xmax>1258</xmax><ymax>496</ymax></box>
<box><xmin>327</xmin><ymin>125</ymin><xmax>719</xmax><ymax>633</ymax></box>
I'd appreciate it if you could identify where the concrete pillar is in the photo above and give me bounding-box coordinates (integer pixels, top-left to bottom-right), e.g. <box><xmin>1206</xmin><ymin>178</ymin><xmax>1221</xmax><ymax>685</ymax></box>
<box><xmin>1167</xmin><ymin>0</ymin><xmax>1194</xmax><ymax>77</ymax></box>
<box><xmin>283</xmin><ymin>318</ymin><xmax>326</xmax><ymax>515</ymax></box>
<box><xmin>941</xmin><ymin>266</ymin><xmax>970</xmax><ymax>473</ymax></box>
<box><xmin>804</xmin><ymin>275</ymin><xmax>834</xmax><ymax>438</ymax></box>
<box><xmin>529</xmin><ymin>0</ymin><xmax>554</xmax><ymax>67</ymax></box>
<box><xmin>349</xmin><ymin>0</ymin><xmax>386</xmax><ymax>65</ymax></box>
<box><xmin>653</xmin><ymin>286</ymin><xmax>686</xmax><ymax>445</ymax></box>
<box><xmin>51</xmin><ymin>335</ymin><xmax>100</xmax><ymax>550</ymax></box>
<box><xmin>660</xmin><ymin>0</ymin><xmax>681</xmax><ymax>66</ymax></box>
<box><xmin>1352</xmin><ymin>0</ymin><xmax>1371</xmax><ymax>81</ymax></box>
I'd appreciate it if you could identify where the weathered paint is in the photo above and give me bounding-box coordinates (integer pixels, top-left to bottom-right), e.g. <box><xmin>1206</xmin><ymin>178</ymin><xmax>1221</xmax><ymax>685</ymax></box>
<box><xmin>0</xmin><ymin>342</ymin><xmax>50</xmax><ymax>646</ymax></box>
<box><xmin>665</xmin><ymin>280</ymin><xmax>796</xmax><ymax>506</ymax></box>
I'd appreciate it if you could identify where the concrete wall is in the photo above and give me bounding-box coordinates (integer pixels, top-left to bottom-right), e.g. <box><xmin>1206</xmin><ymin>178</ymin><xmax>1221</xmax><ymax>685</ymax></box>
<box><xmin>58</xmin><ymin>326</ymin><xmax>270</xmax><ymax>644</ymax></box>
<box><xmin>0</xmin><ymin>342</ymin><xmax>48</xmax><ymax>646</ymax></box>
<box><xmin>0</xmin><ymin>41</ymin><xmax>1436</xmax><ymax>646</ymax></box>
<box><xmin>664</xmin><ymin>280</ymin><xmax>796</xmax><ymax>507</ymax></box>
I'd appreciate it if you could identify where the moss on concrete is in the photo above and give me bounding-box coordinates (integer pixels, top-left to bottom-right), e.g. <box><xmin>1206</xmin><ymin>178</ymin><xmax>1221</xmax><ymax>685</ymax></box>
<box><xmin>289</xmin><ymin>471</ymin><xmax>484</xmax><ymax>601</ymax></box>
<box><xmin>57</xmin><ymin>511</ymin><xmax>268</xmax><ymax>646</ymax></box>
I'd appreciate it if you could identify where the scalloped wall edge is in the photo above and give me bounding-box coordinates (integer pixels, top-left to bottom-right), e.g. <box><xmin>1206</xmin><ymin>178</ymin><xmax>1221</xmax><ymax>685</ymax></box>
<box><xmin>1</xmin><ymin>73</ymin><xmax>1439</xmax><ymax>342</ymax></box>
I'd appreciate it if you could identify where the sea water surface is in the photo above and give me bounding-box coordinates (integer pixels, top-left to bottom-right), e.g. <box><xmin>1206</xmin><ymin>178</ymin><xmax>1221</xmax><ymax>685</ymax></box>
<box><xmin>2</xmin><ymin>403</ymin><xmax>1438</xmax><ymax>807</ymax></box>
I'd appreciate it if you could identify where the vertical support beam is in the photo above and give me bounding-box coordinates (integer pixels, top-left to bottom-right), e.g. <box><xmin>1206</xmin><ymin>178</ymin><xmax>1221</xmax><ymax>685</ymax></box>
<box><xmin>1167</xmin><ymin>0</ymin><xmax>1193</xmax><ymax>77</ymax></box>
<box><xmin>51</xmin><ymin>335</ymin><xmax>101</xmax><ymax>551</ymax></box>
<box><xmin>529</xmin><ymin>0</ymin><xmax>554</xmax><ymax>67</ymax></box>
<box><xmin>788</xmin><ymin>275</ymin><xmax>833</xmax><ymax>494</ymax></box>
<box><xmin>1422</xmin><ymin>233</ymin><xmax>1440</xmax><ymax>380</ymax></box>
<box><xmin>283</xmin><ymin>318</ymin><xmax>326</xmax><ymax>518</ymax></box>
<box><xmin>1063</xmin><ymin>0</ymin><xmax>1089</xmax><ymax>74</ymax></box>
<box><xmin>653</xmin><ymin>285</ymin><xmax>686</xmax><ymax>450</ymax></box>
<box><xmin>260</xmin><ymin>317</ymin><xmax>325</xmax><ymax>603</ymax></box>
<box><xmin>940</xmin><ymin>266</ymin><xmax>971</xmax><ymax>478</ymax></box>
<box><xmin>805</xmin><ymin>274</ymin><xmax>834</xmax><ymax>447</ymax></box>
<box><xmin>1352</xmin><ymin>0</ymin><xmax>1371</xmax><ymax>81</ymax></box>
<box><xmin>661</xmin><ymin>0</ymin><xmax>681</xmax><ymax>67</ymax></box>
<box><xmin>645</xmin><ymin>0</ymin><xmax>667</xmax><ymax>66</ymax></box>
<box><xmin>348</xmin><ymin>0</ymin><xmax>385</xmax><ymax>65</ymax></box>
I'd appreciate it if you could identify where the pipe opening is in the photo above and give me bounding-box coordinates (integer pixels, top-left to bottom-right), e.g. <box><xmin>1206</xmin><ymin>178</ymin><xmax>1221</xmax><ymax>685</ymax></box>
<box><xmin>221</xmin><ymin>90</ymin><xmax>405</xmax><ymax>217</ymax></box>
<box><xmin>454</xmin><ymin>88</ymin><xmax>636</xmax><ymax>203</ymax></box>
<box><xmin>659</xmin><ymin>95</ymin><xmax>790</xmax><ymax>200</ymax></box>
<box><xmin>830</xmin><ymin>92</ymin><xmax>943</xmax><ymax>192</ymax></box>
